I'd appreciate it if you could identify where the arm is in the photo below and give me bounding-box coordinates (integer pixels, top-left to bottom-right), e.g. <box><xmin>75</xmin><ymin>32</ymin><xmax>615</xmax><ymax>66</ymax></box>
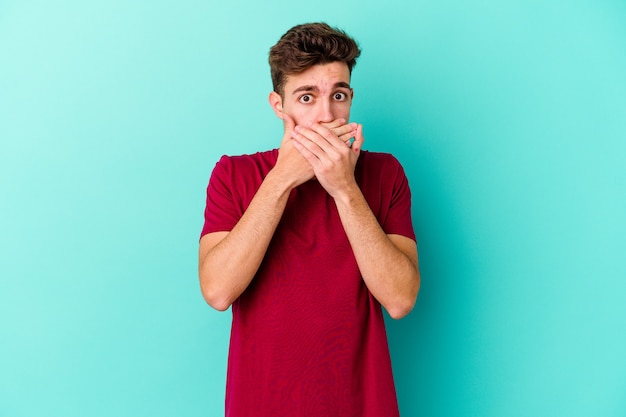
<box><xmin>334</xmin><ymin>189</ymin><xmax>420</xmax><ymax>319</ymax></box>
<box><xmin>198</xmin><ymin>173</ymin><xmax>293</xmax><ymax>311</ymax></box>
<box><xmin>291</xmin><ymin>123</ymin><xmax>420</xmax><ymax>319</ymax></box>
<box><xmin>198</xmin><ymin>117</ymin><xmax>357</xmax><ymax>311</ymax></box>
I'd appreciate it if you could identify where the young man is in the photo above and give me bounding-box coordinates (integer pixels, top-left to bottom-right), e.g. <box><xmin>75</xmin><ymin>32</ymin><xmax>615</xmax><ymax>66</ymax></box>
<box><xmin>198</xmin><ymin>23</ymin><xmax>420</xmax><ymax>417</ymax></box>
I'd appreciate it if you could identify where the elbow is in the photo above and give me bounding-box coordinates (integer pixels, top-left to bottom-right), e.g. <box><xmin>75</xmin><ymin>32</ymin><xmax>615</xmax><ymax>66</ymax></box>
<box><xmin>200</xmin><ymin>281</ymin><xmax>234</xmax><ymax>312</ymax></box>
<box><xmin>386</xmin><ymin>273</ymin><xmax>420</xmax><ymax>320</ymax></box>
<box><xmin>198</xmin><ymin>261</ymin><xmax>244</xmax><ymax>312</ymax></box>
<box><xmin>202</xmin><ymin>291</ymin><xmax>232</xmax><ymax>312</ymax></box>
<box><xmin>206</xmin><ymin>297</ymin><xmax>232</xmax><ymax>312</ymax></box>
<box><xmin>386</xmin><ymin>298</ymin><xmax>415</xmax><ymax>320</ymax></box>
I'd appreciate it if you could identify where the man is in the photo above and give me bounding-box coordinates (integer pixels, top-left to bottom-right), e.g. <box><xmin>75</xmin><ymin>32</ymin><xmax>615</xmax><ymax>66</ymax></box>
<box><xmin>198</xmin><ymin>22</ymin><xmax>420</xmax><ymax>417</ymax></box>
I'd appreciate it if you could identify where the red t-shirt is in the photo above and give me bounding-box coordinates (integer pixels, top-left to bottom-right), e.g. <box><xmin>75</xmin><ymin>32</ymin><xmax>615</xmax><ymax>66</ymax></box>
<box><xmin>201</xmin><ymin>149</ymin><xmax>415</xmax><ymax>417</ymax></box>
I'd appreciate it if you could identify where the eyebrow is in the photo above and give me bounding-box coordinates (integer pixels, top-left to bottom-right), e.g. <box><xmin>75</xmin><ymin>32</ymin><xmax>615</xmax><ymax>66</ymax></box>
<box><xmin>291</xmin><ymin>82</ymin><xmax>352</xmax><ymax>95</ymax></box>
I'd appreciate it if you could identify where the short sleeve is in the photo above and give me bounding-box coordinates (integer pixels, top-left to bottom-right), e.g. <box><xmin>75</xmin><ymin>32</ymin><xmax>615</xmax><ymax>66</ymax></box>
<box><xmin>380</xmin><ymin>157</ymin><xmax>416</xmax><ymax>241</ymax></box>
<box><xmin>200</xmin><ymin>155</ymin><xmax>241</xmax><ymax>238</ymax></box>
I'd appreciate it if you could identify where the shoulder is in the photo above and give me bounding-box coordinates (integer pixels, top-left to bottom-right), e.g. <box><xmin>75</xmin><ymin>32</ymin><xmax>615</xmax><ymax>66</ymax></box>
<box><xmin>216</xmin><ymin>149</ymin><xmax>278</xmax><ymax>168</ymax></box>
<box><xmin>208</xmin><ymin>149</ymin><xmax>278</xmax><ymax>196</ymax></box>
<box><xmin>357</xmin><ymin>151</ymin><xmax>405</xmax><ymax>175</ymax></box>
<box><xmin>355</xmin><ymin>151</ymin><xmax>411</xmax><ymax>197</ymax></box>
<box><xmin>213</xmin><ymin>149</ymin><xmax>278</xmax><ymax>176</ymax></box>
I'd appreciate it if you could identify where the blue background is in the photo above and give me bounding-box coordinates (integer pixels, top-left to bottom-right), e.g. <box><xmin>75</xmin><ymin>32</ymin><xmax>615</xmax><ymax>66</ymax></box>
<box><xmin>1</xmin><ymin>0</ymin><xmax>625</xmax><ymax>416</ymax></box>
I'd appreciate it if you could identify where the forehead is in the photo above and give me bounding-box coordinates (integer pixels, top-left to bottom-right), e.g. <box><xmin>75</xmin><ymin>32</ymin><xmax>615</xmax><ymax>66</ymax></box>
<box><xmin>284</xmin><ymin>62</ymin><xmax>351</xmax><ymax>92</ymax></box>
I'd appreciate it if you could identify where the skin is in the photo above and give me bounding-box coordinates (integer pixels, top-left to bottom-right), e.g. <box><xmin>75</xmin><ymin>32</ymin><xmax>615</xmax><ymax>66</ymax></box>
<box><xmin>198</xmin><ymin>62</ymin><xmax>420</xmax><ymax>319</ymax></box>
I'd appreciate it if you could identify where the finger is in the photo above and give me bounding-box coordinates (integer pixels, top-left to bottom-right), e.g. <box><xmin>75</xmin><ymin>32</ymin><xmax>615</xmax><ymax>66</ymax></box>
<box><xmin>331</xmin><ymin>122</ymin><xmax>357</xmax><ymax>139</ymax></box>
<box><xmin>320</xmin><ymin>118</ymin><xmax>347</xmax><ymax>130</ymax></box>
<box><xmin>334</xmin><ymin>122</ymin><xmax>357</xmax><ymax>144</ymax></box>
<box><xmin>339</xmin><ymin>134</ymin><xmax>355</xmax><ymax>145</ymax></box>
<box><xmin>352</xmin><ymin>124</ymin><xmax>364</xmax><ymax>154</ymax></box>
<box><xmin>291</xmin><ymin>127</ymin><xmax>324</xmax><ymax>157</ymax></box>
<box><xmin>292</xmin><ymin>137</ymin><xmax>322</xmax><ymax>167</ymax></box>
<box><xmin>293</xmin><ymin>125</ymin><xmax>340</xmax><ymax>160</ymax></box>
<box><xmin>309</xmin><ymin>123</ymin><xmax>352</xmax><ymax>153</ymax></box>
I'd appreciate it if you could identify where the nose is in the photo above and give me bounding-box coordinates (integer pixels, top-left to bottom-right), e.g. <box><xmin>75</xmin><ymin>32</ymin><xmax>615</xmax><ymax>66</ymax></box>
<box><xmin>318</xmin><ymin>99</ymin><xmax>334</xmax><ymax>123</ymax></box>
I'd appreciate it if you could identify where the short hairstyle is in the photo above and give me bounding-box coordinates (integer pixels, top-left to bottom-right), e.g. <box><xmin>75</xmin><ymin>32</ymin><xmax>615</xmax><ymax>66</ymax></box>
<box><xmin>269</xmin><ymin>22</ymin><xmax>361</xmax><ymax>97</ymax></box>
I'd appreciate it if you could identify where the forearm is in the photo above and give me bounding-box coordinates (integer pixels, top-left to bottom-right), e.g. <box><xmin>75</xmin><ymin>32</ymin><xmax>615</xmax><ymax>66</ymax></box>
<box><xmin>199</xmin><ymin>170</ymin><xmax>293</xmax><ymax>310</ymax></box>
<box><xmin>334</xmin><ymin>186</ymin><xmax>420</xmax><ymax>319</ymax></box>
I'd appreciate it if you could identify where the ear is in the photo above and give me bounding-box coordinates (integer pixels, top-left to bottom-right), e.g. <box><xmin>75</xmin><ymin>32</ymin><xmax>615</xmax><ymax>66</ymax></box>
<box><xmin>268</xmin><ymin>91</ymin><xmax>284</xmax><ymax>119</ymax></box>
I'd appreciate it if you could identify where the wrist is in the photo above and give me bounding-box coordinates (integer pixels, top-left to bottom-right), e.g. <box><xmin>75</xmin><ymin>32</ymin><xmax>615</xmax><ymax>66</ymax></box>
<box><xmin>332</xmin><ymin>182</ymin><xmax>362</xmax><ymax>207</ymax></box>
<box><xmin>265</xmin><ymin>167</ymin><xmax>299</xmax><ymax>195</ymax></box>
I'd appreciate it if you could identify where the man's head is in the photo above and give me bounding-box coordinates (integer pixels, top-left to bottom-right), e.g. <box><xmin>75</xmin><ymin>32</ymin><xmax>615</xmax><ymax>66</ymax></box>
<box><xmin>269</xmin><ymin>23</ymin><xmax>361</xmax><ymax>98</ymax></box>
<box><xmin>268</xmin><ymin>23</ymin><xmax>361</xmax><ymax>127</ymax></box>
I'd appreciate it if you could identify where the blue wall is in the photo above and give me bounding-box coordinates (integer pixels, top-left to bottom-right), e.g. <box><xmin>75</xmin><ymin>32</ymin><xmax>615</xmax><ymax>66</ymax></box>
<box><xmin>1</xmin><ymin>1</ymin><xmax>625</xmax><ymax>416</ymax></box>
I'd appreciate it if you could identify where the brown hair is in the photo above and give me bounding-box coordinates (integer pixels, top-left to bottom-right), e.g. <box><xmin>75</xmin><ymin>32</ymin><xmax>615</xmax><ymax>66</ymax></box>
<box><xmin>269</xmin><ymin>23</ymin><xmax>361</xmax><ymax>97</ymax></box>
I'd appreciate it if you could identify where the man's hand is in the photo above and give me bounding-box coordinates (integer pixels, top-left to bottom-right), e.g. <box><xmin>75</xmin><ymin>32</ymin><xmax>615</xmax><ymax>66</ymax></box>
<box><xmin>273</xmin><ymin>116</ymin><xmax>359</xmax><ymax>190</ymax></box>
<box><xmin>290</xmin><ymin>120</ymin><xmax>365</xmax><ymax>198</ymax></box>
<box><xmin>272</xmin><ymin>114</ymin><xmax>315</xmax><ymax>188</ymax></box>
<box><xmin>320</xmin><ymin>118</ymin><xmax>358</xmax><ymax>146</ymax></box>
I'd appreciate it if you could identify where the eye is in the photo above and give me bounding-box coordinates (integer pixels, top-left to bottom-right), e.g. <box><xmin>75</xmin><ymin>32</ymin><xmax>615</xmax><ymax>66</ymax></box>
<box><xmin>333</xmin><ymin>92</ymin><xmax>348</xmax><ymax>101</ymax></box>
<box><xmin>298</xmin><ymin>94</ymin><xmax>313</xmax><ymax>103</ymax></box>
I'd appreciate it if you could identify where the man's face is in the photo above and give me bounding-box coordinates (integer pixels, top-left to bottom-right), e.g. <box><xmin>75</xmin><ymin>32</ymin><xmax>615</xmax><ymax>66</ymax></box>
<box><xmin>269</xmin><ymin>61</ymin><xmax>353</xmax><ymax>127</ymax></box>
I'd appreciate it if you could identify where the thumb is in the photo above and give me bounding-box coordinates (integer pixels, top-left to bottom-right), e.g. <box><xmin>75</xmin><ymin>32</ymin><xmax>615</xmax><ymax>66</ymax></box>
<box><xmin>352</xmin><ymin>124</ymin><xmax>364</xmax><ymax>155</ymax></box>
<box><xmin>280</xmin><ymin>113</ymin><xmax>297</xmax><ymax>147</ymax></box>
<box><xmin>283</xmin><ymin>113</ymin><xmax>296</xmax><ymax>134</ymax></box>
